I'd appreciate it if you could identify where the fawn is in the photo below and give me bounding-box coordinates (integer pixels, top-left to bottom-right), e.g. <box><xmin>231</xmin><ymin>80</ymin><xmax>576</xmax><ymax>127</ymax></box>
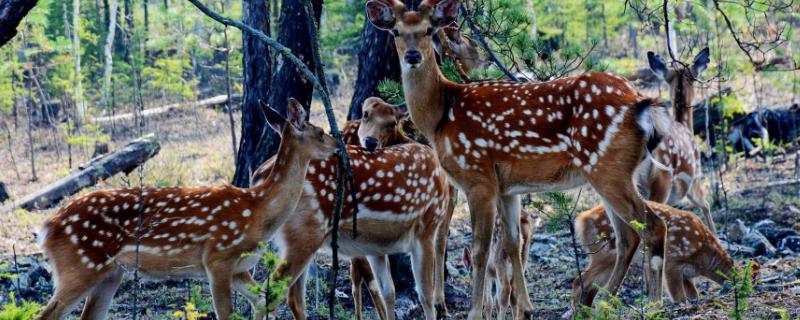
<box><xmin>572</xmin><ymin>201</ymin><xmax>759</xmax><ymax>310</ymax></box>
<box><xmin>251</xmin><ymin>97</ymin><xmax>452</xmax><ymax>320</ymax></box>
<box><xmin>641</xmin><ymin>48</ymin><xmax>715</xmax><ymax>234</ymax></box>
<box><xmin>38</xmin><ymin>99</ymin><xmax>338</xmax><ymax>320</ymax></box>
<box><xmin>366</xmin><ymin>0</ymin><xmax>671</xmax><ymax>317</ymax></box>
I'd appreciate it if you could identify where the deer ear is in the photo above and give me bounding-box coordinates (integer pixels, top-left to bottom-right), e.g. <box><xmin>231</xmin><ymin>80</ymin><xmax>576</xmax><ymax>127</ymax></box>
<box><xmin>430</xmin><ymin>0</ymin><xmax>459</xmax><ymax>28</ymax></box>
<box><xmin>366</xmin><ymin>1</ymin><xmax>397</xmax><ymax>31</ymax></box>
<box><xmin>647</xmin><ymin>51</ymin><xmax>668</xmax><ymax>81</ymax></box>
<box><xmin>261</xmin><ymin>100</ymin><xmax>287</xmax><ymax>136</ymax></box>
<box><xmin>286</xmin><ymin>98</ymin><xmax>308</xmax><ymax>131</ymax></box>
<box><xmin>691</xmin><ymin>47</ymin><xmax>710</xmax><ymax>77</ymax></box>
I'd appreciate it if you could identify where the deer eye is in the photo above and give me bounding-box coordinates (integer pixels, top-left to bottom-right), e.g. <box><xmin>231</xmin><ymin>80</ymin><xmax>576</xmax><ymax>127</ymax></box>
<box><xmin>388</xmin><ymin>122</ymin><xmax>397</xmax><ymax>129</ymax></box>
<box><xmin>363</xmin><ymin>111</ymin><xmax>369</xmax><ymax>118</ymax></box>
<box><xmin>391</xmin><ymin>29</ymin><xmax>399</xmax><ymax>36</ymax></box>
<box><xmin>425</xmin><ymin>27</ymin><xmax>434</xmax><ymax>36</ymax></box>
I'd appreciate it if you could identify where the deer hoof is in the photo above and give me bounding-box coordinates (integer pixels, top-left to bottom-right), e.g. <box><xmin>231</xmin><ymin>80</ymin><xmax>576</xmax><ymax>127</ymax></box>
<box><xmin>435</xmin><ymin>303</ymin><xmax>450</xmax><ymax>318</ymax></box>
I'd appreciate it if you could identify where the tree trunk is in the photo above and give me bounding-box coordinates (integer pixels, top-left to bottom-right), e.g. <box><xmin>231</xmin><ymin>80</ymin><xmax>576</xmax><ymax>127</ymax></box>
<box><xmin>221</xmin><ymin>0</ymin><xmax>238</xmax><ymax>163</ymax></box>
<box><xmin>73</xmin><ymin>0</ymin><xmax>86</xmax><ymax>120</ymax></box>
<box><xmin>347</xmin><ymin>12</ymin><xmax>401</xmax><ymax>120</ymax></box>
<box><xmin>0</xmin><ymin>0</ymin><xmax>38</xmax><ymax>47</ymax></box>
<box><xmin>231</xmin><ymin>0</ymin><xmax>271</xmax><ymax>187</ymax></box>
<box><xmin>102</xmin><ymin>0</ymin><xmax>119</xmax><ymax>137</ymax></box>
<box><xmin>26</xmin><ymin>85</ymin><xmax>37</xmax><ymax>181</ymax></box>
<box><xmin>253</xmin><ymin>0</ymin><xmax>323</xmax><ymax>160</ymax></box>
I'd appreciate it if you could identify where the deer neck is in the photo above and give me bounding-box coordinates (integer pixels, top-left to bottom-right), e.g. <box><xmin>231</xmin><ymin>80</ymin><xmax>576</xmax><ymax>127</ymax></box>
<box><xmin>249</xmin><ymin>134</ymin><xmax>311</xmax><ymax>237</ymax></box>
<box><xmin>401</xmin><ymin>54</ymin><xmax>452</xmax><ymax>140</ymax></box>
<box><xmin>671</xmin><ymin>80</ymin><xmax>694</xmax><ymax>132</ymax></box>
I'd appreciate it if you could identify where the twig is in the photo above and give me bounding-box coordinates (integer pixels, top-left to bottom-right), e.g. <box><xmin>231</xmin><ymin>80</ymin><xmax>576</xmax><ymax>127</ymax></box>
<box><xmin>459</xmin><ymin>3</ymin><xmax>518</xmax><ymax>82</ymax></box>
<box><xmin>567</xmin><ymin>188</ymin><xmax>585</xmax><ymax>308</ymax></box>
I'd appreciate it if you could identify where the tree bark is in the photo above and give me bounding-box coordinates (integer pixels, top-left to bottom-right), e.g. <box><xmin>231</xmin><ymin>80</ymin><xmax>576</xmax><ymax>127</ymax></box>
<box><xmin>0</xmin><ymin>0</ymin><xmax>38</xmax><ymax>48</ymax></box>
<box><xmin>220</xmin><ymin>0</ymin><xmax>238</xmax><ymax>163</ymax></box>
<box><xmin>102</xmin><ymin>0</ymin><xmax>119</xmax><ymax>136</ymax></box>
<box><xmin>231</xmin><ymin>0</ymin><xmax>271</xmax><ymax>187</ymax></box>
<box><xmin>73</xmin><ymin>0</ymin><xmax>87</xmax><ymax>120</ymax></box>
<box><xmin>254</xmin><ymin>0</ymin><xmax>323</xmax><ymax>159</ymax></box>
<box><xmin>2</xmin><ymin>134</ymin><xmax>161</xmax><ymax>212</ymax></box>
<box><xmin>347</xmin><ymin>12</ymin><xmax>402</xmax><ymax>120</ymax></box>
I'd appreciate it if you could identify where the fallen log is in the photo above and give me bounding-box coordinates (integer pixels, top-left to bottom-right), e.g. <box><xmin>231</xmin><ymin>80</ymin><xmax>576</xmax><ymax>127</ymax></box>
<box><xmin>2</xmin><ymin>134</ymin><xmax>161</xmax><ymax>212</ymax></box>
<box><xmin>92</xmin><ymin>94</ymin><xmax>241</xmax><ymax>125</ymax></box>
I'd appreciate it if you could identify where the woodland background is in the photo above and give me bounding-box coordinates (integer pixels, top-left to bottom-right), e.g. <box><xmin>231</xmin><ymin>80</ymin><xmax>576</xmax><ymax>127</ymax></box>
<box><xmin>0</xmin><ymin>0</ymin><xmax>799</xmax><ymax>319</ymax></box>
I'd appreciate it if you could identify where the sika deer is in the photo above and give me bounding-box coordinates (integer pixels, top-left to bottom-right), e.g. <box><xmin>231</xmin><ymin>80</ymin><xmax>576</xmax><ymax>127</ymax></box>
<box><xmin>38</xmin><ymin>99</ymin><xmax>339</xmax><ymax>320</ymax></box>
<box><xmin>251</xmin><ymin>97</ymin><xmax>452</xmax><ymax>320</ymax></box>
<box><xmin>572</xmin><ymin>201</ymin><xmax>759</xmax><ymax>309</ymax></box>
<box><xmin>644</xmin><ymin>48</ymin><xmax>714</xmax><ymax>234</ymax></box>
<box><xmin>366</xmin><ymin>0</ymin><xmax>671</xmax><ymax>317</ymax></box>
<box><xmin>484</xmin><ymin>209</ymin><xmax>539</xmax><ymax>319</ymax></box>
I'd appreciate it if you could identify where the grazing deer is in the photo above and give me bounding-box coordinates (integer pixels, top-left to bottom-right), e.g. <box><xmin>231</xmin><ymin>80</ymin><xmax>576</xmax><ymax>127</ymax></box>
<box><xmin>484</xmin><ymin>209</ymin><xmax>539</xmax><ymax>319</ymax></box>
<box><xmin>38</xmin><ymin>99</ymin><xmax>339</xmax><ymax>320</ymax></box>
<box><xmin>572</xmin><ymin>201</ymin><xmax>759</xmax><ymax>309</ymax></box>
<box><xmin>644</xmin><ymin>48</ymin><xmax>714</xmax><ymax>235</ymax></box>
<box><xmin>366</xmin><ymin>0</ymin><xmax>671</xmax><ymax>317</ymax></box>
<box><xmin>251</xmin><ymin>97</ymin><xmax>452</xmax><ymax>320</ymax></box>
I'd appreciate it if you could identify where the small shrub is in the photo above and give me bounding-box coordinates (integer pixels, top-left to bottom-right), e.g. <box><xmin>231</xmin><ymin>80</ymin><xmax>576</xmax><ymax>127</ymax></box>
<box><xmin>0</xmin><ymin>292</ymin><xmax>43</xmax><ymax>320</ymax></box>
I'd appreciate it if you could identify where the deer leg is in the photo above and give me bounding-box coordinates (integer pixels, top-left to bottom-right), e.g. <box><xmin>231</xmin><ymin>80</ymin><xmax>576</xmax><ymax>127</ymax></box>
<box><xmin>351</xmin><ymin>258</ymin><xmax>365</xmax><ymax>320</ymax></box>
<box><xmin>498</xmin><ymin>194</ymin><xmax>534</xmax><ymax>318</ymax></box>
<box><xmin>411</xmin><ymin>239</ymin><xmax>437</xmax><ymax>320</ymax></box>
<box><xmin>602</xmin><ymin>208</ymin><xmax>642</xmax><ymax>298</ymax></box>
<box><xmin>41</xmin><ymin>266</ymin><xmax>107</xmax><ymax>320</ymax></box>
<box><xmin>367</xmin><ymin>255</ymin><xmax>396</xmax><ymax>320</ymax></box>
<box><xmin>232</xmin><ymin>272</ymin><xmax>263</xmax><ymax>320</ymax></box>
<box><xmin>80</xmin><ymin>265</ymin><xmax>124</xmax><ymax>320</ymax></box>
<box><xmin>687</xmin><ymin>181</ymin><xmax>715</xmax><ymax>235</ymax></box>
<box><xmin>571</xmin><ymin>249</ymin><xmax>616</xmax><ymax>312</ymax></box>
<box><xmin>351</xmin><ymin>257</ymin><xmax>386</xmax><ymax>320</ymax></box>
<box><xmin>464</xmin><ymin>187</ymin><xmax>498</xmax><ymax>320</ymax></box>
<box><xmin>205</xmin><ymin>259</ymin><xmax>235</xmax><ymax>320</ymax></box>
<box><xmin>434</xmin><ymin>188</ymin><xmax>455</xmax><ymax>317</ymax></box>
<box><xmin>287</xmin><ymin>269</ymin><xmax>309</xmax><ymax>320</ymax></box>
<box><xmin>682</xmin><ymin>277</ymin><xmax>699</xmax><ymax>300</ymax></box>
<box><xmin>664</xmin><ymin>267</ymin><xmax>688</xmax><ymax>302</ymax></box>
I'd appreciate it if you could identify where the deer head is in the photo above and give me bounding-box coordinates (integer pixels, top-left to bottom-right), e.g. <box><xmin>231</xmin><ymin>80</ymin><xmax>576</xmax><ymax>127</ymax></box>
<box><xmin>357</xmin><ymin>97</ymin><xmax>407</xmax><ymax>151</ymax></box>
<box><xmin>262</xmin><ymin>98</ymin><xmax>340</xmax><ymax>160</ymax></box>
<box><xmin>647</xmin><ymin>47</ymin><xmax>710</xmax><ymax>118</ymax></box>
<box><xmin>366</xmin><ymin>0</ymin><xmax>459</xmax><ymax>70</ymax></box>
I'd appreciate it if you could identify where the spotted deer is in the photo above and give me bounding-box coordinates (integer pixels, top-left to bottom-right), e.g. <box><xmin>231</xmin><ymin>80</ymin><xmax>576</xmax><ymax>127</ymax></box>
<box><xmin>436</xmin><ymin>25</ymin><xmax>484</xmax><ymax>81</ymax></box>
<box><xmin>251</xmin><ymin>97</ymin><xmax>452</xmax><ymax>320</ymax></box>
<box><xmin>37</xmin><ymin>99</ymin><xmax>339</xmax><ymax>320</ymax></box>
<box><xmin>643</xmin><ymin>48</ymin><xmax>714</xmax><ymax>235</ymax></box>
<box><xmin>340</xmin><ymin>98</ymin><xmax>458</xmax><ymax>320</ymax></box>
<box><xmin>572</xmin><ymin>201</ymin><xmax>759</xmax><ymax>309</ymax></box>
<box><xmin>484</xmin><ymin>209</ymin><xmax>540</xmax><ymax>319</ymax></box>
<box><xmin>366</xmin><ymin>0</ymin><xmax>672</xmax><ymax>317</ymax></box>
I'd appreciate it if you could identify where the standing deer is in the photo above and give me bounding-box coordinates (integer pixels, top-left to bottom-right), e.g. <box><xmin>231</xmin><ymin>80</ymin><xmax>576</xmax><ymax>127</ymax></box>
<box><xmin>251</xmin><ymin>97</ymin><xmax>452</xmax><ymax>320</ymax></box>
<box><xmin>38</xmin><ymin>99</ymin><xmax>339</xmax><ymax>320</ymax></box>
<box><xmin>571</xmin><ymin>201</ymin><xmax>759</xmax><ymax>309</ymax></box>
<box><xmin>340</xmin><ymin>97</ymin><xmax>459</xmax><ymax>320</ymax></box>
<box><xmin>644</xmin><ymin>48</ymin><xmax>714</xmax><ymax>234</ymax></box>
<box><xmin>366</xmin><ymin>0</ymin><xmax>671</xmax><ymax>317</ymax></box>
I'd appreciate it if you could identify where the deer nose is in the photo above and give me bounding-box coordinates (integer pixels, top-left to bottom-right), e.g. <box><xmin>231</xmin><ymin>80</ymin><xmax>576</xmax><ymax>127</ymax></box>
<box><xmin>365</xmin><ymin>137</ymin><xmax>379</xmax><ymax>152</ymax></box>
<box><xmin>405</xmin><ymin>50</ymin><xmax>422</xmax><ymax>65</ymax></box>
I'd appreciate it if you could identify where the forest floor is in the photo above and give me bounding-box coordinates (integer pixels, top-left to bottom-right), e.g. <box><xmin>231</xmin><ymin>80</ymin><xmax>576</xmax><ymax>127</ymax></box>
<box><xmin>1</xmin><ymin>104</ymin><xmax>799</xmax><ymax>319</ymax></box>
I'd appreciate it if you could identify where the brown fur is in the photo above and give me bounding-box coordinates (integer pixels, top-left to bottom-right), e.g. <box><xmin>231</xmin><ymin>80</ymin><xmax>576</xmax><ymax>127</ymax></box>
<box><xmin>366</xmin><ymin>0</ymin><xmax>671</xmax><ymax>317</ymax></box>
<box><xmin>38</xmin><ymin>101</ymin><xmax>339</xmax><ymax>320</ymax></box>
<box><xmin>572</xmin><ymin>202</ymin><xmax>755</xmax><ymax>310</ymax></box>
<box><xmin>251</xmin><ymin>97</ymin><xmax>452</xmax><ymax>320</ymax></box>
